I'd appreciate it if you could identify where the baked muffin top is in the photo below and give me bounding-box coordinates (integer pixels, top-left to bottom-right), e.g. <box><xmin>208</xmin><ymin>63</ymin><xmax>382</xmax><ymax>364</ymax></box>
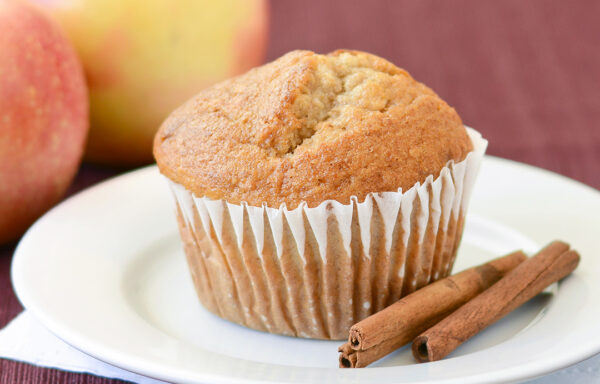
<box><xmin>154</xmin><ymin>50</ymin><xmax>473</xmax><ymax>208</ymax></box>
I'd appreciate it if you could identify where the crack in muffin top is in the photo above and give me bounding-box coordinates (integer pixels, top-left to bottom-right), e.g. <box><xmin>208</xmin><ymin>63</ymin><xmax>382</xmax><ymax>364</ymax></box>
<box><xmin>154</xmin><ymin>50</ymin><xmax>473</xmax><ymax>208</ymax></box>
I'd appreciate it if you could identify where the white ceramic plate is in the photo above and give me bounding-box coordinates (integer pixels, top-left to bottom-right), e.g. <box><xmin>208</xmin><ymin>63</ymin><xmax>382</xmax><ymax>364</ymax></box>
<box><xmin>11</xmin><ymin>157</ymin><xmax>600</xmax><ymax>384</ymax></box>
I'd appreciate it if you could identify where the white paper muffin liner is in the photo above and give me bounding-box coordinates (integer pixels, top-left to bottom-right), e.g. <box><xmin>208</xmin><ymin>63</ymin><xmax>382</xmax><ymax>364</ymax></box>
<box><xmin>168</xmin><ymin>127</ymin><xmax>487</xmax><ymax>339</ymax></box>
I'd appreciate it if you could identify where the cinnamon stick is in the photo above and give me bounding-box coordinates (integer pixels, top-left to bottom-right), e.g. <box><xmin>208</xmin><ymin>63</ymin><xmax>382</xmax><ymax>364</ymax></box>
<box><xmin>338</xmin><ymin>343</ymin><xmax>357</xmax><ymax>368</ymax></box>
<box><xmin>338</xmin><ymin>250</ymin><xmax>526</xmax><ymax>368</ymax></box>
<box><xmin>412</xmin><ymin>241</ymin><xmax>579</xmax><ymax>363</ymax></box>
<box><xmin>340</xmin><ymin>337</ymin><xmax>412</xmax><ymax>368</ymax></box>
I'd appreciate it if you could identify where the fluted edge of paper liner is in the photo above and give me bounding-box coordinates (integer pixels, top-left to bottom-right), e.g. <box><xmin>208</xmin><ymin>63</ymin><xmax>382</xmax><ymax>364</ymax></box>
<box><xmin>168</xmin><ymin>127</ymin><xmax>487</xmax><ymax>340</ymax></box>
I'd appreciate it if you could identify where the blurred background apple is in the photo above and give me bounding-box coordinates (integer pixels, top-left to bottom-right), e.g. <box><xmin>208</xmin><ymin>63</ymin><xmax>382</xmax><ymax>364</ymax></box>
<box><xmin>32</xmin><ymin>0</ymin><xmax>269</xmax><ymax>166</ymax></box>
<box><xmin>0</xmin><ymin>0</ymin><xmax>88</xmax><ymax>244</ymax></box>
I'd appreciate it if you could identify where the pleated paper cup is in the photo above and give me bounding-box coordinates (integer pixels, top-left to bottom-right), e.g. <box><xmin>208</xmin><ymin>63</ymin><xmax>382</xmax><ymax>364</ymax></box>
<box><xmin>168</xmin><ymin>127</ymin><xmax>487</xmax><ymax>340</ymax></box>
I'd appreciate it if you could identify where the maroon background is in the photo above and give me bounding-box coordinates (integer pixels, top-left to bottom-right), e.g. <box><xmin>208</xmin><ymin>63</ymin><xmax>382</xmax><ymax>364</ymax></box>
<box><xmin>2</xmin><ymin>0</ymin><xmax>599</xmax><ymax>383</ymax></box>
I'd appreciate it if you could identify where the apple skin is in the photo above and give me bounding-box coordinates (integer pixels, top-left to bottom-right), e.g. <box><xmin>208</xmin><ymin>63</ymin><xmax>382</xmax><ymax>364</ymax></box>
<box><xmin>0</xmin><ymin>0</ymin><xmax>88</xmax><ymax>244</ymax></box>
<box><xmin>34</xmin><ymin>0</ymin><xmax>269</xmax><ymax>166</ymax></box>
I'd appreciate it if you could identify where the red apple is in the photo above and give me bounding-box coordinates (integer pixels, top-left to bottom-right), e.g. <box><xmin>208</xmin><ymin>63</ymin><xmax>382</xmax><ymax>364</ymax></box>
<box><xmin>33</xmin><ymin>0</ymin><xmax>269</xmax><ymax>166</ymax></box>
<box><xmin>0</xmin><ymin>0</ymin><xmax>88</xmax><ymax>244</ymax></box>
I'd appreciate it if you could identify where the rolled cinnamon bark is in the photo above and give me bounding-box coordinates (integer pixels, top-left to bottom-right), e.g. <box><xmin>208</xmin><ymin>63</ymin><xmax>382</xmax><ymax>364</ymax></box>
<box><xmin>339</xmin><ymin>250</ymin><xmax>526</xmax><ymax>368</ymax></box>
<box><xmin>412</xmin><ymin>241</ymin><xmax>579</xmax><ymax>363</ymax></box>
<box><xmin>340</xmin><ymin>337</ymin><xmax>414</xmax><ymax>368</ymax></box>
<box><xmin>338</xmin><ymin>343</ymin><xmax>357</xmax><ymax>368</ymax></box>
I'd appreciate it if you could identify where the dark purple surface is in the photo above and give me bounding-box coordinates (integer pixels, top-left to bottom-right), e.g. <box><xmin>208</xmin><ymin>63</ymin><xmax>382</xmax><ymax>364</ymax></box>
<box><xmin>2</xmin><ymin>0</ymin><xmax>599</xmax><ymax>382</ymax></box>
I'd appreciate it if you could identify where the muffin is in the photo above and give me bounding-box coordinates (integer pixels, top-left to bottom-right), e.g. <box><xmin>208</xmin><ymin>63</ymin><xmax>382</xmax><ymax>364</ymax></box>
<box><xmin>154</xmin><ymin>50</ymin><xmax>487</xmax><ymax>340</ymax></box>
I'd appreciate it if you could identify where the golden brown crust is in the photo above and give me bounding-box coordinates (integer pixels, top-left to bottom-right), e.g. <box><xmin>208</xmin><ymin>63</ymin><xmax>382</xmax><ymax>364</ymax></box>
<box><xmin>154</xmin><ymin>50</ymin><xmax>472</xmax><ymax>208</ymax></box>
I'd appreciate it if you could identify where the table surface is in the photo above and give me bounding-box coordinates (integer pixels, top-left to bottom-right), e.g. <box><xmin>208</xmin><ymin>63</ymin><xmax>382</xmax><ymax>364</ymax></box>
<box><xmin>2</xmin><ymin>0</ymin><xmax>599</xmax><ymax>383</ymax></box>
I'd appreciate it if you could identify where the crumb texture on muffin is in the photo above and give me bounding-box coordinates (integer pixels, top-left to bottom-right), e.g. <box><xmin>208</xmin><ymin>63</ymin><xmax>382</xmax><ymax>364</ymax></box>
<box><xmin>154</xmin><ymin>50</ymin><xmax>473</xmax><ymax>208</ymax></box>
